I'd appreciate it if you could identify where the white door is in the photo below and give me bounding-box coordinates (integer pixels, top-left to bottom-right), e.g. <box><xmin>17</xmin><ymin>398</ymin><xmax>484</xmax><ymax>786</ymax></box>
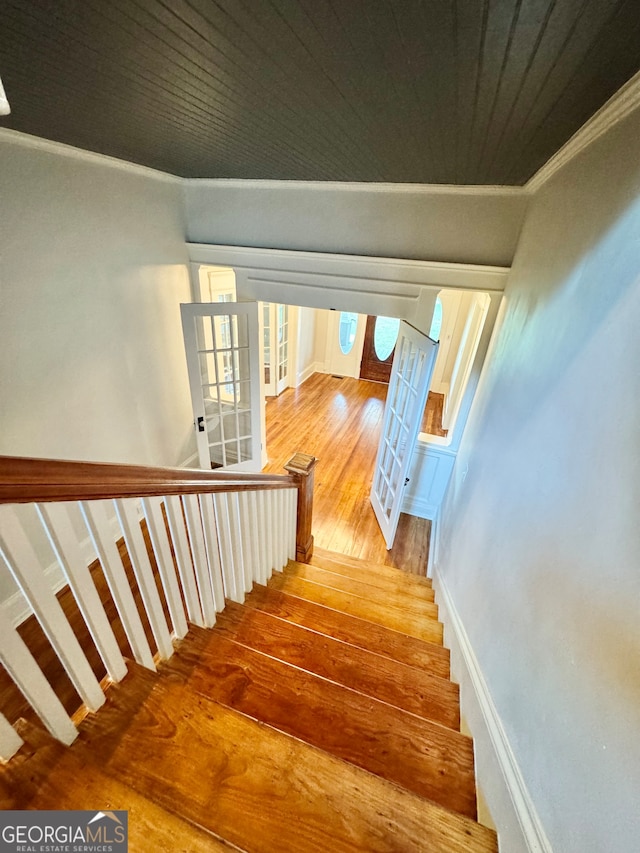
<box><xmin>261</xmin><ymin>303</ymin><xmax>290</xmax><ymax>396</ymax></box>
<box><xmin>370</xmin><ymin>322</ymin><xmax>438</xmax><ymax>548</ymax></box>
<box><xmin>275</xmin><ymin>303</ymin><xmax>290</xmax><ymax>395</ymax></box>
<box><xmin>181</xmin><ymin>302</ymin><xmax>262</xmax><ymax>472</ymax></box>
<box><xmin>261</xmin><ymin>303</ymin><xmax>276</xmax><ymax>396</ymax></box>
<box><xmin>325</xmin><ymin>310</ymin><xmax>367</xmax><ymax>377</ymax></box>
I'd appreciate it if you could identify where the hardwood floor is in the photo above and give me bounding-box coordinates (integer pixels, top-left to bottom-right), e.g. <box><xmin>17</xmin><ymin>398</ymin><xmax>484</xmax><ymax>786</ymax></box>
<box><xmin>263</xmin><ymin>372</ymin><xmax>431</xmax><ymax>574</ymax></box>
<box><xmin>423</xmin><ymin>391</ymin><xmax>448</xmax><ymax>437</ymax></box>
<box><xmin>1</xmin><ymin>553</ymin><xmax>497</xmax><ymax>852</ymax></box>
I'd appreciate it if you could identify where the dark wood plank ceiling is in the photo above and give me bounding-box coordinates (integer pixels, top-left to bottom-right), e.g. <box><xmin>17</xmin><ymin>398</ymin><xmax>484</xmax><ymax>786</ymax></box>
<box><xmin>0</xmin><ymin>0</ymin><xmax>638</xmax><ymax>184</ymax></box>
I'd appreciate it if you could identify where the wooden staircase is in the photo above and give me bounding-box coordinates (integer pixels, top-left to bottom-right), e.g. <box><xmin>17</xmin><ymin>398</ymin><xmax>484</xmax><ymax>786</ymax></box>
<box><xmin>0</xmin><ymin>546</ymin><xmax>498</xmax><ymax>853</ymax></box>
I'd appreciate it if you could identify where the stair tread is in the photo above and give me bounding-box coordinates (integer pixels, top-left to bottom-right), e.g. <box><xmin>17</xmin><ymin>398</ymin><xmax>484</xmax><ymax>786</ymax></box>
<box><xmin>0</xmin><ymin>719</ymin><xmax>241</xmax><ymax>852</ymax></box>
<box><xmin>171</xmin><ymin>629</ymin><xmax>475</xmax><ymax>817</ymax></box>
<box><xmin>245</xmin><ymin>585</ymin><xmax>450</xmax><ymax>678</ymax></box>
<box><xmin>76</xmin><ymin>666</ymin><xmax>498</xmax><ymax>853</ymax></box>
<box><xmin>312</xmin><ymin>547</ymin><xmax>434</xmax><ymax>589</ymax></box>
<box><xmin>217</xmin><ymin>602</ymin><xmax>459</xmax><ymax>729</ymax></box>
<box><xmin>268</xmin><ymin>573</ymin><xmax>443</xmax><ymax>644</ymax></box>
<box><xmin>286</xmin><ymin>559</ymin><xmax>437</xmax><ymax>611</ymax></box>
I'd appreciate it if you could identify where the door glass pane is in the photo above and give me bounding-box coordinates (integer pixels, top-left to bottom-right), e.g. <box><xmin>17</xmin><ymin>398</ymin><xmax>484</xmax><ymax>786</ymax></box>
<box><xmin>263</xmin><ymin>304</ymin><xmax>271</xmax><ymax>384</ymax></box>
<box><xmin>373</xmin><ymin>317</ymin><xmax>400</xmax><ymax>360</ymax></box>
<box><xmin>338</xmin><ymin>312</ymin><xmax>358</xmax><ymax>354</ymax></box>
<box><xmin>278</xmin><ymin>304</ymin><xmax>289</xmax><ymax>383</ymax></box>
<box><xmin>429</xmin><ymin>297</ymin><xmax>443</xmax><ymax>340</ymax></box>
<box><xmin>195</xmin><ymin>312</ymin><xmax>253</xmax><ymax>466</ymax></box>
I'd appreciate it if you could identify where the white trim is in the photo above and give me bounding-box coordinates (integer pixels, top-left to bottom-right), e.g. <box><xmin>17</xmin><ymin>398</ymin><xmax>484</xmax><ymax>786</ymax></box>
<box><xmin>187</xmin><ymin>243</ymin><xmax>510</xmax><ymax>292</ymax></box>
<box><xmin>184</xmin><ymin>177</ymin><xmax>525</xmax><ymax>196</ymax></box>
<box><xmin>433</xmin><ymin>567</ymin><xmax>553</xmax><ymax>853</ymax></box>
<box><xmin>4</xmin><ymin>62</ymin><xmax>640</xmax><ymax>197</ymax></box>
<box><xmin>526</xmin><ymin>68</ymin><xmax>640</xmax><ymax>192</ymax></box>
<box><xmin>0</xmin><ymin>128</ymin><xmax>180</xmax><ymax>184</ymax></box>
<box><xmin>297</xmin><ymin>361</ymin><xmax>320</xmax><ymax>387</ymax></box>
<box><xmin>0</xmin><ymin>76</ymin><xmax>10</xmax><ymax>116</ymax></box>
<box><xmin>426</xmin><ymin>508</ymin><xmax>440</xmax><ymax>579</ymax></box>
<box><xmin>1</xmin><ymin>513</ymin><xmax>122</xmax><ymax>628</ymax></box>
<box><xmin>400</xmin><ymin>493</ymin><xmax>439</xmax><ymax>520</ymax></box>
<box><xmin>179</xmin><ymin>451</ymin><xmax>200</xmax><ymax>469</ymax></box>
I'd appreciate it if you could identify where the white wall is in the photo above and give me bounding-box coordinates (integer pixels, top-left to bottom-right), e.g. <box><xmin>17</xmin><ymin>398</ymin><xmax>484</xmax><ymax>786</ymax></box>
<box><xmin>431</xmin><ymin>290</ymin><xmax>474</xmax><ymax>394</ymax></box>
<box><xmin>435</xmin><ymin>105</ymin><xmax>640</xmax><ymax>853</ymax></box>
<box><xmin>185</xmin><ymin>180</ymin><xmax>528</xmax><ymax>267</ymax></box>
<box><xmin>294</xmin><ymin>305</ymin><xmax>319</xmax><ymax>385</ymax></box>
<box><xmin>0</xmin><ymin>132</ymin><xmax>195</xmax><ymax>603</ymax></box>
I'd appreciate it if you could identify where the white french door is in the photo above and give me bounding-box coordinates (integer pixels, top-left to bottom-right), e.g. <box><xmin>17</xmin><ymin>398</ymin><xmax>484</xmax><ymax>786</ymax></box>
<box><xmin>181</xmin><ymin>302</ymin><xmax>263</xmax><ymax>472</ymax></box>
<box><xmin>261</xmin><ymin>302</ymin><xmax>290</xmax><ymax>396</ymax></box>
<box><xmin>370</xmin><ymin>322</ymin><xmax>438</xmax><ymax>548</ymax></box>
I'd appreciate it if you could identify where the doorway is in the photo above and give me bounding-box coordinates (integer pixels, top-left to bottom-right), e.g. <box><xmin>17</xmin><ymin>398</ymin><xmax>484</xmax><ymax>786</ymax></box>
<box><xmin>359</xmin><ymin>316</ymin><xmax>401</xmax><ymax>383</ymax></box>
<box><xmin>185</xmin><ymin>262</ymin><xmax>495</xmax><ymax>551</ymax></box>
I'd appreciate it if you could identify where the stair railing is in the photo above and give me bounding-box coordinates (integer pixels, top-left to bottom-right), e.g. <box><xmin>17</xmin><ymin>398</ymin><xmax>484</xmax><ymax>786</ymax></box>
<box><xmin>0</xmin><ymin>452</ymin><xmax>317</xmax><ymax>761</ymax></box>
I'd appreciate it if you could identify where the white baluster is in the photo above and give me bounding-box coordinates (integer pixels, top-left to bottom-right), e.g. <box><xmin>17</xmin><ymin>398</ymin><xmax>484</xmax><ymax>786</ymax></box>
<box><xmin>228</xmin><ymin>493</ymin><xmax>248</xmax><ymax>598</ymax></box>
<box><xmin>37</xmin><ymin>502</ymin><xmax>127</xmax><ymax>682</ymax></box>
<box><xmin>265</xmin><ymin>489</ymin><xmax>275</xmax><ymax>579</ymax></box>
<box><xmin>269</xmin><ymin>491</ymin><xmax>279</xmax><ymax>575</ymax></box>
<box><xmin>182</xmin><ymin>494</ymin><xmax>216</xmax><ymax>627</ymax></box>
<box><xmin>81</xmin><ymin>500</ymin><xmax>155</xmax><ymax>671</ymax></box>
<box><xmin>114</xmin><ymin>499</ymin><xmax>174</xmax><ymax>660</ymax></box>
<box><xmin>163</xmin><ymin>495</ymin><xmax>204</xmax><ymax>627</ymax></box>
<box><xmin>0</xmin><ymin>605</ymin><xmax>77</xmax><ymax>745</ymax></box>
<box><xmin>278</xmin><ymin>489</ymin><xmax>287</xmax><ymax>570</ymax></box>
<box><xmin>238</xmin><ymin>492</ymin><xmax>253</xmax><ymax>594</ymax></box>
<box><xmin>0</xmin><ymin>711</ymin><xmax>23</xmax><ymax>762</ymax></box>
<box><xmin>247</xmin><ymin>491</ymin><xmax>261</xmax><ymax>586</ymax></box>
<box><xmin>141</xmin><ymin>497</ymin><xmax>188</xmax><ymax>639</ymax></box>
<box><xmin>213</xmin><ymin>493</ymin><xmax>242</xmax><ymax>603</ymax></box>
<box><xmin>198</xmin><ymin>494</ymin><xmax>226</xmax><ymax>611</ymax></box>
<box><xmin>0</xmin><ymin>506</ymin><xmax>105</xmax><ymax>711</ymax></box>
<box><xmin>256</xmin><ymin>490</ymin><xmax>269</xmax><ymax>585</ymax></box>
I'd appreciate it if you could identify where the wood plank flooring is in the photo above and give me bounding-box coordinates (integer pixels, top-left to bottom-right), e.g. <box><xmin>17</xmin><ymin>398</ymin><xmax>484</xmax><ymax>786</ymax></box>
<box><xmin>422</xmin><ymin>391</ymin><xmax>448</xmax><ymax>437</ymax></box>
<box><xmin>263</xmin><ymin>372</ymin><xmax>431</xmax><ymax>574</ymax></box>
<box><xmin>1</xmin><ymin>546</ymin><xmax>497</xmax><ymax>852</ymax></box>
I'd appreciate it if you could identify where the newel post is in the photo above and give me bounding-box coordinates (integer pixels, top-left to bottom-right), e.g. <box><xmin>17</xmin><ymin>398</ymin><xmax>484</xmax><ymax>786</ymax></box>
<box><xmin>284</xmin><ymin>452</ymin><xmax>318</xmax><ymax>564</ymax></box>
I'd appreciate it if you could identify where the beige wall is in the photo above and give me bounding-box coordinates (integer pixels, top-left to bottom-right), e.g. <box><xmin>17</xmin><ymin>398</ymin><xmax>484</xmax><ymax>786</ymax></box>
<box><xmin>0</xmin><ymin>134</ymin><xmax>194</xmax><ymax>602</ymax></box>
<box><xmin>185</xmin><ymin>179</ymin><xmax>528</xmax><ymax>267</ymax></box>
<box><xmin>436</xmin><ymin>106</ymin><xmax>640</xmax><ymax>853</ymax></box>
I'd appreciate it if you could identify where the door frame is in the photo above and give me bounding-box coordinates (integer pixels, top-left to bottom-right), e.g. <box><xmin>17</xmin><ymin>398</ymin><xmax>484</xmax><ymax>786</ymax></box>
<box><xmin>181</xmin><ymin>301</ymin><xmax>263</xmax><ymax>472</ymax></box>
<box><xmin>370</xmin><ymin>322</ymin><xmax>439</xmax><ymax>548</ymax></box>
<box><xmin>187</xmin><ymin>247</ymin><xmax>508</xmax><ymax>468</ymax></box>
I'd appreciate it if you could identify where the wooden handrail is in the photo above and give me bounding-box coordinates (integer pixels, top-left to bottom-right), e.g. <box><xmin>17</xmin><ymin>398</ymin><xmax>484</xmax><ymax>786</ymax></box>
<box><xmin>0</xmin><ymin>453</ymin><xmax>318</xmax><ymax>564</ymax></box>
<box><xmin>0</xmin><ymin>455</ymin><xmax>292</xmax><ymax>505</ymax></box>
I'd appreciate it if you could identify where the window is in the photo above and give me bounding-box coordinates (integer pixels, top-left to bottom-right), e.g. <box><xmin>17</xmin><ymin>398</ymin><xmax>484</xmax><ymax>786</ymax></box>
<box><xmin>373</xmin><ymin>316</ymin><xmax>400</xmax><ymax>360</ymax></box>
<box><xmin>429</xmin><ymin>297</ymin><xmax>443</xmax><ymax>341</ymax></box>
<box><xmin>338</xmin><ymin>312</ymin><xmax>358</xmax><ymax>354</ymax></box>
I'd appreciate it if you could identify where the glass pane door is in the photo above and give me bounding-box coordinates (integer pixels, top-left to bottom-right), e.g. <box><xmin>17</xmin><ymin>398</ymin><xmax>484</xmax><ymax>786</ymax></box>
<box><xmin>181</xmin><ymin>302</ymin><xmax>262</xmax><ymax>472</ymax></box>
<box><xmin>370</xmin><ymin>322</ymin><xmax>438</xmax><ymax>548</ymax></box>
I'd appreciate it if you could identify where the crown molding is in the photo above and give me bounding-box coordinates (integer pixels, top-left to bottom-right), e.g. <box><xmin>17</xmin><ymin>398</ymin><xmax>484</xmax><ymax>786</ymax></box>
<box><xmin>183</xmin><ymin>177</ymin><xmax>526</xmax><ymax>196</ymax></box>
<box><xmin>526</xmin><ymin>68</ymin><xmax>640</xmax><ymax>193</ymax></box>
<box><xmin>0</xmin><ymin>128</ymin><xmax>180</xmax><ymax>184</ymax></box>
<box><xmin>4</xmin><ymin>64</ymin><xmax>640</xmax><ymax>197</ymax></box>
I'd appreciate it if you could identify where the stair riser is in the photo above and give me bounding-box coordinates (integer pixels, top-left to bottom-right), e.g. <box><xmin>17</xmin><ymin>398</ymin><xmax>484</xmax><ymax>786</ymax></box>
<box><xmin>244</xmin><ymin>586</ymin><xmax>451</xmax><ymax>678</ymax></box>
<box><xmin>216</xmin><ymin>605</ymin><xmax>460</xmax><ymax>729</ymax></box>
<box><xmin>173</xmin><ymin>634</ymin><xmax>477</xmax><ymax>818</ymax></box>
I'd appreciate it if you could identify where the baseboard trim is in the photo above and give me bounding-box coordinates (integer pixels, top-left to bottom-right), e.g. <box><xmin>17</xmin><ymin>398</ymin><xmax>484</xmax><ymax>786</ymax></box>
<box><xmin>433</xmin><ymin>568</ymin><xmax>553</xmax><ymax>853</ymax></box>
<box><xmin>179</xmin><ymin>451</ymin><xmax>200</xmax><ymax>468</ymax></box>
<box><xmin>426</xmin><ymin>509</ymin><xmax>440</xmax><ymax>579</ymax></box>
<box><xmin>400</xmin><ymin>493</ymin><xmax>438</xmax><ymax>520</ymax></box>
<box><xmin>297</xmin><ymin>362</ymin><xmax>320</xmax><ymax>386</ymax></box>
